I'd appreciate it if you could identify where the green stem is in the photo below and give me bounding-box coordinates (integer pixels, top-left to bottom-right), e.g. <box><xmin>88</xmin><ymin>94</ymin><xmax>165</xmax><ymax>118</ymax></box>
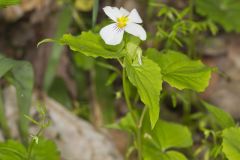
<box><xmin>27</xmin><ymin>140</ymin><xmax>35</xmax><ymax>160</ymax></box>
<box><xmin>122</xmin><ymin>69</ymin><xmax>137</xmax><ymax>123</ymax></box>
<box><xmin>138</xmin><ymin>107</ymin><xmax>147</xmax><ymax>129</ymax></box>
<box><xmin>122</xmin><ymin>69</ymin><xmax>142</xmax><ymax>160</ymax></box>
<box><xmin>27</xmin><ymin>127</ymin><xmax>44</xmax><ymax>160</ymax></box>
<box><xmin>188</xmin><ymin>0</ymin><xmax>196</xmax><ymax>58</ymax></box>
<box><xmin>137</xmin><ymin>131</ymin><xmax>142</xmax><ymax>160</ymax></box>
<box><xmin>96</xmin><ymin>61</ymin><xmax>121</xmax><ymax>76</ymax></box>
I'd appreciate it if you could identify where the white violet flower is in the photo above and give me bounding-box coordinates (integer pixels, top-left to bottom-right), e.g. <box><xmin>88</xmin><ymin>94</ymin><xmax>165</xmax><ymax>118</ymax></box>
<box><xmin>100</xmin><ymin>6</ymin><xmax>147</xmax><ymax>45</ymax></box>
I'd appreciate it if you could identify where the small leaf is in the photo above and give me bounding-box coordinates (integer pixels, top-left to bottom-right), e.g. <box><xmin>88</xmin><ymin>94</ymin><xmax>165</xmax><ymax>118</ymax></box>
<box><xmin>59</xmin><ymin>31</ymin><xmax>126</xmax><ymax>59</ymax></box>
<box><xmin>37</xmin><ymin>39</ymin><xmax>56</xmax><ymax>48</ymax></box>
<box><xmin>125</xmin><ymin>56</ymin><xmax>162</xmax><ymax>128</ymax></box>
<box><xmin>222</xmin><ymin>127</ymin><xmax>240</xmax><ymax>160</ymax></box>
<box><xmin>24</xmin><ymin>115</ymin><xmax>40</xmax><ymax>126</ymax></box>
<box><xmin>202</xmin><ymin>101</ymin><xmax>235</xmax><ymax>129</ymax></box>
<box><xmin>146</xmin><ymin>49</ymin><xmax>212</xmax><ymax>92</ymax></box>
<box><xmin>107</xmin><ymin>113</ymin><xmax>136</xmax><ymax>133</ymax></box>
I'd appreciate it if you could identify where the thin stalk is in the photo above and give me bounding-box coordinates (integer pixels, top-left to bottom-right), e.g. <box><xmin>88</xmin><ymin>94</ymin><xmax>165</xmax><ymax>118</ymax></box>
<box><xmin>90</xmin><ymin>69</ymin><xmax>103</xmax><ymax>128</ymax></box>
<box><xmin>122</xmin><ymin>69</ymin><xmax>142</xmax><ymax>160</ymax></box>
<box><xmin>137</xmin><ymin>129</ymin><xmax>142</xmax><ymax>160</ymax></box>
<box><xmin>138</xmin><ymin>107</ymin><xmax>147</xmax><ymax>129</ymax></box>
<box><xmin>90</xmin><ymin>11</ymin><xmax>103</xmax><ymax>128</ymax></box>
<box><xmin>27</xmin><ymin>127</ymin><xmax>44</xmax><ymax>160</ymax></box>
<box><xmin>188</xmin><ymin>0</ymin><xmax>196</xmax><ymax>58</ymax></box>
<box><xmin>92</xmin><ymin>0</ymin><xmax>99</xmax><ymax>28</ymax></box>
<box><xmin>122</xmin><ymin>69</ymin><xmax>137</xmax><ymax>123</ymax></box>
<box><xmin>95</xmin><ymin>61</ymin><xmax>121</xmax><ymax>76</ymax></box>
<box><xmin>73</xmin><ymin>9</ymin><xmax>86</xmax><ymax>30</ymax></box>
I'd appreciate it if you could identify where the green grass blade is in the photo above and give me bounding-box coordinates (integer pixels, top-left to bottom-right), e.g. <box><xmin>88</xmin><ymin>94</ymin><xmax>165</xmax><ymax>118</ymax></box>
<box><xmin>43</xmin><ymin>6</ymin><xmax>72</xmax><ymax>91</ymax></box>
<box><xmin>92</xmin><ymin>0</ymin><xmax>99</xmax><ymax>28</ymax></box>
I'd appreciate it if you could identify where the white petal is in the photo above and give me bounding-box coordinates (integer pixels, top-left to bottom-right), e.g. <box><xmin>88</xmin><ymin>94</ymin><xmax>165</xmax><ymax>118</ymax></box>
<box><xmin>125</xmin><ymin>23</ymin><xmax>147</xmax><ymax>40</ymax></box>
<box><xmin>128</xmin><ymin>9</ymin><xmax>143</xmax><ymax>23</ymax></box>
<box><xmin>100</xmin><ymin>23</ymin><xmax>124</xmax><ymax>45</ymax></box>
<box><xmin>120</xmin><ymin>7</ymin><xmax>130</xmax><ymax>16</ymax></box>
<box><xmin>103</xmin><ymin>6</ymin><xmax>121</xmax><ymax>22</ymax></box>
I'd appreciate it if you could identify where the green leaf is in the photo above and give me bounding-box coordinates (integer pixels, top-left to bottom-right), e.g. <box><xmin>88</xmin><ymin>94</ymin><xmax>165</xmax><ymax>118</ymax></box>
<box><xmin>0</xmin><ymin>0</ymin><xmax>20</xmax><ymax>8</ymax></box>
<box><xmin>222</xmin><ymin>127</ymin><xmax>240</xmax><ymax>160</ymax></box>
<box><xmin>125</xmin><ymin>57</ymin><xmax>162</xmax><ymax>128</ymax></box>
<box><xmin>202</xmin><ymin>101</ymin><xmax>235</xmax><ymax>129</ymax></box>
<box><xmin>144</xmin><ymin>150</ymin><xmax>187</xmax><ymax>160</ymax></box>
<box><xmin>146</xmin><ymin>49</ymin><xmax>212</xmax><ymax>92</ymax></box>
<box><xmin>59</xmin><ymin>31</ymin><xmax>126</xmax><ymax>59</ymax></box>
<box><xmin>0</xmin><ymin>54</ymin><xmax>34</xmax><ymax>143</ymax></box>
<box><xmin>107</xmin><ymin>113</ymin><xmax>135</xmax><ymax>133</ymax></box>
<box><xmin>195</xmin><ymin>0</ymin><xmax>240</xmax><ymax>32</ymax></box>
<box><xmin>31</xmin><ymin>138</ymin><xmax>60</xmax><ymax>160</ymax></box>
<box><xmin>152</xmin><ymin>120</ymin><xmax>192</xmax><ymax>150</ymax></box>
<box><xmin>142</xmin><ymin>119</ymin><xmax>191</xmax><ymax>159</ymax></box>
<box><xmin>11</xmin><ymin>62</ymin><xmax>34</xmax><ymax>142</ymax></box>
<box><xmin>164</xmin><ymin>151</ymin><xmax>188</xmax><ymax>160</ymax></box>
<box><xmin>0</xmin><ymin>55</ymin><xmax>15</xmax><ymax>77</ymax></box>
<box><xmin>0</xmin><ymin>140</ymin><xmax>27</xmax><ymax>160</ymax></box>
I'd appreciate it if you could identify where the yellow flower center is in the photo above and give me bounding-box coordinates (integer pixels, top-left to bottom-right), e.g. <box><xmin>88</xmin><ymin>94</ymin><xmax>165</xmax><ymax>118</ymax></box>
<box><xmin>117</xmin><ymin>16</ymin><xmax>128</xmax><ymax>29</ymax></box>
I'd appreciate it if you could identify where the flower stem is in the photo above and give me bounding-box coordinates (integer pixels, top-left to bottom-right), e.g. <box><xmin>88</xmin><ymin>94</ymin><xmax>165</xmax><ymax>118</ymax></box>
<box><xmin>122</xmin><ymin>69</ymin><xmax>137</xmax><ymax>123</ymax></box>
<box><xmin>122</xmin><ymin>69</ymin><xmax>142</xmax><ymax>160</ymax></box>
<box><xmin>138</xmin><ymin>107</ymin><xmax>147</xmax><ymax>129</ymax></box>
<box><xmin>27</xmin><ymin>125</ymin><xmax>44</xmax><ymax>160</ymax></box>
